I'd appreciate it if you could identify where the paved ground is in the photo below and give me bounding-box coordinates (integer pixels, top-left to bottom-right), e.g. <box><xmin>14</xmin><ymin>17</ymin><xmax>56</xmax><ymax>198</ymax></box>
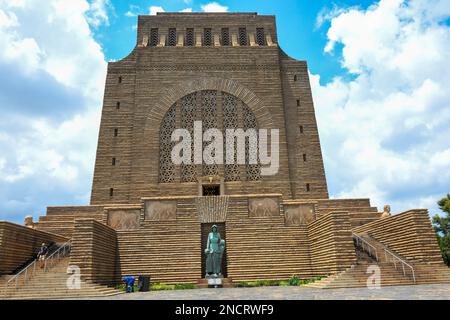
<box><xmin>87</xmin><ymin>284</ymin><xmax>450</xmax><ymax>300</ymax></box>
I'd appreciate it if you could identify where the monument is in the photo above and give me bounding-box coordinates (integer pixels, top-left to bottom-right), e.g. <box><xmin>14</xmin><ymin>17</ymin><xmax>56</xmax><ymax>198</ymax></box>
<box><xmin>0</xmin><ymin>12</ymin><xmax>448</xmax><ymax>296</ymax></box>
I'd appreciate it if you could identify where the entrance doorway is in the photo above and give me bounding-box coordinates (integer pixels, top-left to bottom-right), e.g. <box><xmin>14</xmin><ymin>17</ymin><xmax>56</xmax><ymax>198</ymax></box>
<box><xmin>201</xmin><ymin>223</ymin><xmax>227</xmax><ymax>278</ymax></box>
<box><xmin>202</xmin><ymin>185</ymin><xmax>221</xmax><ymax>196</ymax></box>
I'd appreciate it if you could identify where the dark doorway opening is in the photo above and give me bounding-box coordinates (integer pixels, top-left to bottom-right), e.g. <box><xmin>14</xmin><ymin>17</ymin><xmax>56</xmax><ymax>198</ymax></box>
<box><xmin>201</xmin><ymin>223</ymin><xmax>227</xmax><ymax>278</ymax></box>
<box><xmin>202</xmin><ymin>185</ymin><xmax>220</xmax><ymax>196</ymax></box>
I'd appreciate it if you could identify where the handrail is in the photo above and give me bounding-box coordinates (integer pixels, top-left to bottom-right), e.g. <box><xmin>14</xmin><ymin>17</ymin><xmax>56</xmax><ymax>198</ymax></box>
<box><xmin>43</xmin><ymin>240</ymin><xmax>71</xmax><ymax>272</ymax></box>
<box><xmin>352</xmin><ymin>233</ymin><xmax>379</xmax><ymax>262</ymax></box>
<box><xmin>363</xmin><ymin>233</ymin><xmax>416</xmax><ymax>284</ymax></box>
<box><xmin>383</xmin><ymin>246</ymin><xmax>416</xmax><ymax>283</ymax></box>
<box><xmin>3</xmin><ymin>240</ymin><xmax>72</xmax><ymax>297</ymax></box>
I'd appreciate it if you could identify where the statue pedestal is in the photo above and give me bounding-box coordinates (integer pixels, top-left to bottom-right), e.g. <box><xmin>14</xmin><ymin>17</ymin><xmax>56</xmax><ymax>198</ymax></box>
<box><xmin>208</xmin><ymin>278</ymin><xmax>223</xmax><ymax>288</ymax></box>
<box><xmin>197</xmin><ymin>277</ymin><xmax>233</xmax><ymax>289</ymax></box>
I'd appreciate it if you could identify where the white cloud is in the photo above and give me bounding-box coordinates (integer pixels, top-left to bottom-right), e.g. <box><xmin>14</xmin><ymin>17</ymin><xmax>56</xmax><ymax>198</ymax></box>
<box><xmin>0</xmin><ymin>0</ymin><xmax>106</xmax><ymax>222</ymax></box>
<box><xmin>316</xmin><ymin>5</ymin><xmax>349</xmax><ymax>29</ymax></box>
<box><xmin>86</xmin><ymin>0</ymin><xmax>111</xmax><ymax>27</ymax></box>
<box><xmin>180</xmin><ymin>8</ymin><xmax>193</xmax><ymax>13</ymax></box>
<box><xmin>311</xmin><ymin>0</ymin><xmax>450</xmax><ymax>215</ymax></box>
<box><xmin>149</xmin><ymin>6</ymin><xmax>165</xmax><ymax>16</ymax></box>
<box><xmin>201</xmin><ymin>2</ymin><xmax>228</xmax><ymax>12</ymax></box>
<box><xmin>125</xmin><ymin>4</ymin><xmax>140</xmax><ymax>17</ymax></box>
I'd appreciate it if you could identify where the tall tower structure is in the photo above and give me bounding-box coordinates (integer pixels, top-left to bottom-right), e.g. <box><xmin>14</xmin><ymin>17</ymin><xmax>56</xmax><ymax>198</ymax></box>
<box><xmin>91</xmin><ymin>12</ymin><xmax>328</xmax><ymax>205</ymax></box>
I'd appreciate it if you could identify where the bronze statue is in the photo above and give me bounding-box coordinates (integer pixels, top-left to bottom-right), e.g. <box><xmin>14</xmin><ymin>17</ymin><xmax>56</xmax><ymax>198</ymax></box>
<box><xmin>205</xmin><ymin>225</ymin><xmax>225</xmax><ymax>277</ymax></box>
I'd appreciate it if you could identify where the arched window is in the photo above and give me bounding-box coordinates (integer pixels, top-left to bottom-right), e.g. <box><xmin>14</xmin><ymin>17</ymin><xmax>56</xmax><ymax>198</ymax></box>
<box><xmin>158</xmin><ymin>90</ymin><xmax>261</xmax><ymax>183</ymax></box>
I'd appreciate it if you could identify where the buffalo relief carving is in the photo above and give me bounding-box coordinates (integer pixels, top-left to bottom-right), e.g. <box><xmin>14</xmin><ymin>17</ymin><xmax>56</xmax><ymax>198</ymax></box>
<box><xmin>284</xmin><ymin>204</ymin><xmax>316</xmax><ymax>226</ymax></box>
<box><xmin>108</xmin><ymin>210</ymin><xmax>140</xmax><ymax>231</ymax></box>
<box><xmin>145</xmin><ymin>200</ymin><xmax>177</xmax><ymax>221</ymax></box>
<box><xmin>248</xmin><ymin>198</ymin><xmax>279</xmax><ymax>217</ymax></box>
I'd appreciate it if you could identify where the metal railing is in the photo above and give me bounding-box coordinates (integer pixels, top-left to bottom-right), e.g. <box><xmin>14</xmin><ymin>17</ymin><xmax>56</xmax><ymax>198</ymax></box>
<box><xmin>43</xmin><ymin>241</ymin><xmax>71</xmax><ymax>272</ymax></box>
<box><xmin>3</xmin><ymin>240</ymin><xmax>72</xmax><ymax>297</ymax></box>
<box><xmin>353</xmin><ymin>233</ymin><xmax>379</xmax><ymax>262</ymax></box>
<box><xmin>383</xmin><ymin>246</ymin><xmax>416</xmax><ymax>283</ymax></box>
<box><xmin>359</xmin><ymin>233</ymin><xmax>416</xmax><ymax>284</ymax></box>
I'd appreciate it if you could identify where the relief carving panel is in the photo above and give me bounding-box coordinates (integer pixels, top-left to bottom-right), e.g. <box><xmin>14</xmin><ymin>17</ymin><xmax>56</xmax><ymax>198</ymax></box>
<box><xmin>145</xmin><ymin>200</ymin><xmax>177</xmax><ymax>221</ymax></box>
<box><xmin>284</xmin><ymin>204</ymin><xmax>316</xmax><ymax>226</ymax></box>
<box><xmin>107</xmin><ymin>210</ymin><xmax>140</xmax><ymax>231</ymax></box>
<box><xmin>248</xmin><ymin>197</ymin><xmax>279</xmax><ymax>217</ymax></box>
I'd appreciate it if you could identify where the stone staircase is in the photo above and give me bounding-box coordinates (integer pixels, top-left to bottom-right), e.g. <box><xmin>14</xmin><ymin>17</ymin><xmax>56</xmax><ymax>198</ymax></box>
<box><xmin>306</xmin><ymin>248</ymin><xmax>414</xmax><ymax>289</ymax></box>
<box><xmin>0</xmin><ymin>257</ymin><xmax>122</xmax><ymax>300</ymax></box>
<box><xmin>307</xmin><ymin>233</ymin><xmax>450</xmax><ymax>289</ymax></box>
<box><xmin>358</xmin><ymin>233</ymin><xmax>450</xmax><ymax>285</ymax></box>
<box><xmin>412</xmin><ymin>264</ymin><xmax>450</xmax><ymax>284</ymax></box>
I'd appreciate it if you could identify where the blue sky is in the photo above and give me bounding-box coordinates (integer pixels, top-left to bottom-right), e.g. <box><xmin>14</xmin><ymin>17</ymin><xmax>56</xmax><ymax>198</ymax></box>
<box><xmin>0</xmin><ymin>0</ymin><xmax>450</xmax><ymax>224</ymax></box>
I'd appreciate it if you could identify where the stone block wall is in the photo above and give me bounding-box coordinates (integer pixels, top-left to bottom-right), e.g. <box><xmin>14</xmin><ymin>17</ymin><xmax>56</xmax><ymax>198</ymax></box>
<box><xmin>0</xmin><ymin>222</ymin><xmax>68</xmax><ymax>275</ymax></box>
<box><xmin>34</xmin><ymin>206</ymin><xmax>107</xmax><ymax>238</ymax></box>
<box><xmin>226</xmin><ymin>195</ymin><xmax>314</xmax><ymax>281</ymax></box>
<box><xmin>307</xmin><ymin>211</ymin><xmax>357</xmax><ymax>275</ymax></box>
<box><xmin>70</xmin><ymin>219</ymin><xmax>119</xmax><ymax>285</ymax></box>
<box><xmin>280</xmin><ymin>56</ymin><xmax>328</xmax><ymax>199</ymax></box>
<box><xmin>114</xmin><ymin>197</ymin><xmax>202</xmax><ymax>284</ymax></box>
<box><xmin>353</xmin><ymin>209</ymin><xmax>443</xmax><ymax>264</ymax></box>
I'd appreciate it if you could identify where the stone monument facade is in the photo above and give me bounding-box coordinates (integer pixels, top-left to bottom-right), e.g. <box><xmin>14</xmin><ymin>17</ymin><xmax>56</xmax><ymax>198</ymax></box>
<box><xmin>2</xmin><ymin>13</ymin><xmax>446</xmax><ymax>291</ymax></box>
<box><xmin>90</xmin><ymin>12</ymin><xmax>329</xmax><ymax>205</ymax></box>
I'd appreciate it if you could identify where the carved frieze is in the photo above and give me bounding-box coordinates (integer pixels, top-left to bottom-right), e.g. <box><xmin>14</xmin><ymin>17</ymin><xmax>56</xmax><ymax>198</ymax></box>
<box><xmin>284</xmin><ymin>204</ymin><xmax>316</xmax><ymax>226</ymax></box>
<box><xmin>145</xmin><ymin>200</ymin><xmax>177</xmax><ymax>221</ymax></box>
<box><xmin>248</xmin><ymin>197</ymin><xmax>279</xmax><ymax>217</ymax></box>
<box><xmin>107</xmin><ymin>210</ymin><xmax>140</xmax><ymax>231</ymax></box>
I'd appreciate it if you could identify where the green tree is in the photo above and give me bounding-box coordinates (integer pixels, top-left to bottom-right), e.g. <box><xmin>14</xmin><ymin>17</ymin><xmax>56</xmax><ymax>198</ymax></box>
<box><xmin>432</xmin><ymin>194</ymin><xmax>450</xmax><ymax>266</ymax></box>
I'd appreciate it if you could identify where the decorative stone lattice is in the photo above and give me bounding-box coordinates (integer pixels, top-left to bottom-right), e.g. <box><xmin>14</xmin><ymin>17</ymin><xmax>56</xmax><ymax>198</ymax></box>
<box><xmin>159</xmin><ymin>105</ymin><xmax>177</xmax><ymax>182</ymax></box>
<box><xmin>196</xmin><ymin>196</ymin><xmax>229</xmax><ymax>223</ymax></box>
<box><xmin>202</xmin><ymin>90</ymin><xmax>219</xmax><ymax>177</ymax></box>
<box><xmin>203</xmin><ymin>28</ymin><xmax>212</xmax><ymax>46</ymax></box>
<box><xmin>158</xmin><ymin>90</ymin><xmax>261</xmax><ymax>183</ymax></box>
<box><xmin>168</xmin><ymin>28</ymin><xmax>177</xmax><ymax>46</ymax></box>
<box><xmin>243</xmin><ymin>104</ymin><xmax>261</xmax><ymax>181</ymax></box>
<box><xmin>186</xmin><ymin>28</ymin><xmax>194</xmax><ymax>46</ymax></box>
<box><xmin>223</xmin><ymin>93</ymin><xmax>240</xmax><ymax>181</ymax></box>
<box><xmin>150</xmin><ymin>28</ymin><xmax>159</xmax><ymax>47</ymax></box>
<box><xmin>239</xmin><ymin>28</ymin><xmax>248</xmax><ymax>46</ymax></box>
<box><xmin>221</xmin><ymin>28</ymin><xmax>230</xmax><ymax>46</ymax></box>
<box><xmin>181</xmin><ymin>93</ymin><xmax>197</xmax><ymax>182</ymax></box>
<box><xmin>256</xmin><ymin>28</ymin><xmax>265</xmax><ymax>46</ymax></box>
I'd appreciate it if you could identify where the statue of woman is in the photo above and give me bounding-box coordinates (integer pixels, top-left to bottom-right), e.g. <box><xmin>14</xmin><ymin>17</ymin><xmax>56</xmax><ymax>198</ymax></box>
<box><xmin>205</xmin><ymin>225</ymin><xmax>223</xmax><ymax>277</ymax></box>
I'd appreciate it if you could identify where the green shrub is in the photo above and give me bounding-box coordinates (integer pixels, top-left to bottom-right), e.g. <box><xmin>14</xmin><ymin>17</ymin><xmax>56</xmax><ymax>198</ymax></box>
<box><xmin>116</xmin><ymin>282</ymin><xmax>197</xmax><ymax>292</ymax></box>
<box><xmin>174</xmin><ymin>284</ymin><xmax>197</xmax><ymax>290</ymax></box>
<box><xmin>150</xmin><ymin>283</ymin><xmax>197</xmax><ymax>291</ymax></box>
<box><xmin>115</xmin><ymin>284</ymin><xmax>140</xmax><ymax>292</ymax></box>
<box><xmin>236</xmin><ymin>276</ymin><xmax>325</xmax><ymax>288</ymax></box>
<box><xmin>288</xmin><ymin>275</ymin><xmax>300</xmax><ymax>286</ymax></box>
